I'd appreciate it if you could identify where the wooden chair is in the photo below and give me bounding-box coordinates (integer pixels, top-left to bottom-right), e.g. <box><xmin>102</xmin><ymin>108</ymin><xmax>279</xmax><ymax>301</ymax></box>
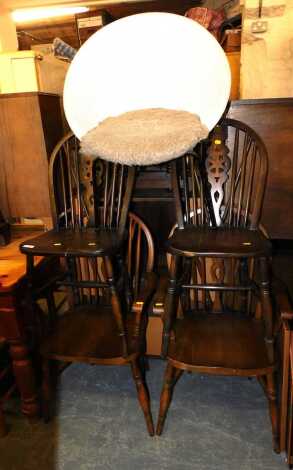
<box><xmin>20</xmin><ymin>133</ymin><xmax>155</xmax><ymax>435</ymax></box>
<box><xmin>157</xmin><ymin>118</ymin><xmax>279</xmax><ymax>451</ymax></box>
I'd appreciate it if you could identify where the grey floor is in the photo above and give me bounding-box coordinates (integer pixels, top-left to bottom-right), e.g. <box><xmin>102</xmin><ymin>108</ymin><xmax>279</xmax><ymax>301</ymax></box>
<box><xmin>0</xmin><ymin>359</ymin><xmax>286</xmax><ymax>470</ymax></box>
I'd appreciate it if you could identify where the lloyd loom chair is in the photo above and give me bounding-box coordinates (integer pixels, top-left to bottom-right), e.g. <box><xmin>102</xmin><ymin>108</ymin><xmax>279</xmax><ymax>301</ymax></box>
<box><xmin>20</xmin><ymin>133</ymin><xmax>155</xmax><ymax>435</ymax></box>
<box><xmin>157</xmin><ymin>118</ymin><xmax>280</xmax><ymax>452</ymax></box>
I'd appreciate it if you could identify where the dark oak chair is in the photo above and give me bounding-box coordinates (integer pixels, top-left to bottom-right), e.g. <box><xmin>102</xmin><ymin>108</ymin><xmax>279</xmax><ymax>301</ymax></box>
<box><xmin>20</xmin><ymin>133</ymin><xmax>155</xmax><ymax>435</ymax></box>
<box><xmin>157</xmin><ymin>118</ymin><xmax>279</xmax><ymax>451</ymax></box>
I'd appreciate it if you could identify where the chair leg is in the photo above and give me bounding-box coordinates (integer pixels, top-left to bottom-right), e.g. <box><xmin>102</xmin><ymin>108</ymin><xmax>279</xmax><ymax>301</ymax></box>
<box><xmin>259</xmin><ymin>257</ymin><xmax>274</xmax><ymax>365</ymax></box>
<box><xmin>139</xmin><ymin>356</ymin><xmax>150</xmax><ymax>383</ymax></box>
<box><xmin>259</xmin><ymin>257</ymin><xmax>279</xmax><ymax>452</ymax></box>
<box><xmin>156</xmin><ymin>362</ymin><xmax>183</xmax><ymax>436</ymax></box>
<box><xmin>130</xmin><ymin>358</ymin><xmax>154</xmax><ymax>436</ymax></box>
<box><xmin>0</xmin><ymin>405</ymin><xmax>7</xmax><ymax>437</ymax></box>
<box><xmin>162</xmin><ymin>255</ymin><xmax>182</xmax><ymax>358</ymax></box>
<box><xmin>266</xmin><ymin>372</ymin><xmax>280</xmax><ymax>453</ymax></box>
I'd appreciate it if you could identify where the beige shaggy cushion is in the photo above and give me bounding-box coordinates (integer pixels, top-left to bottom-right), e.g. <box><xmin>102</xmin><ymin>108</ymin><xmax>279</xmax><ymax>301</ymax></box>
<box><xmin>80</xmin><ymin>108</ymin><xmax>209</xmax><ymax>166</ymax></box>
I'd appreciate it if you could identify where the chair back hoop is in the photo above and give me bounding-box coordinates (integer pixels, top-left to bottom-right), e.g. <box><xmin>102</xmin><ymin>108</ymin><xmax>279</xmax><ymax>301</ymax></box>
<box><xmin>127</xmin><ymin>212</ymin><xmax>155</xmax><ymax>300</ymax></box>
<box><xmin>60</xmin><ymin>211</ymin><xmax>154</xmax><ymax>307</ymax></box>
<box><xmin>172</xmin><ymin>118</ymin><xmax>268</xmax><ymax>231</ymax></box>
<box><xmin>49</xmin><ymin>133</ymin><xmax>135</xmax><ymax>235</ymax></box>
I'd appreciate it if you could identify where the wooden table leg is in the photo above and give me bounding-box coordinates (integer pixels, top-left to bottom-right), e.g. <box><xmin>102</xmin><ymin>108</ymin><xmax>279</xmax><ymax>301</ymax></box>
<box><xmin>9</xmin><ymin>339</ymin><xmax>39</xmax><ymax>421</ymax></box>
<box><xmin>0</xmin><ymin>303</ymin><xmax>39</xmax><ymax>421</ymax></box>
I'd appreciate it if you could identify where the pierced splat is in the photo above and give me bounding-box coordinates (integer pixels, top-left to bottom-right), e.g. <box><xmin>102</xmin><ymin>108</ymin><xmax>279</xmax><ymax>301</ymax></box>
<box><xmin>49</xmin><ymin>133</ymin><xmax>135</xmax><ymax>234</ymax></box>
<box><xmin>205</xmin><ymin>125</ymin><xmax>231</xmax><ymax>226</ymax></box>
<box><xmin>80</xmin><ymin>156</ymin><xmax>95</xmax><ymax>227</ymax></box>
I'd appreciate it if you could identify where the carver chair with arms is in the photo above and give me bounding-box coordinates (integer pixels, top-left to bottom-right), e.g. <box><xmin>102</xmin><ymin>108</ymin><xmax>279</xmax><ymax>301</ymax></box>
<box><xmin>20</xmin><ymin>133</ymin><xmax>155</xmax><ymax>435</ymax></box>
<box><xmin>157</xmin><ymin>118</ymin><xmax>279</xmax><ymax>451</ymax></box>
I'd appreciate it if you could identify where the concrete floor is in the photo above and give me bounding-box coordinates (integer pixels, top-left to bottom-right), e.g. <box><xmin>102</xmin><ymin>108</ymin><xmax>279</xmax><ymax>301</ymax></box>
<box><xmin>0</xmin><ymin>359</ymin><xmax>286</xmax><ymax>470</ymax></box>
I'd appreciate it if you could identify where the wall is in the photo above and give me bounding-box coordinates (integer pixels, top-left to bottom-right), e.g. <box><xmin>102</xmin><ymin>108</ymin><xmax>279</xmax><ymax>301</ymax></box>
<box><xmin>241</xmin><ymin>0</ymin><xmax>293</xmax><ymax>98</ymax></box>
<box><xmin>0</xmin><ymin>7</ymin><xmax>18</xmax><ymax>51</ymax></box>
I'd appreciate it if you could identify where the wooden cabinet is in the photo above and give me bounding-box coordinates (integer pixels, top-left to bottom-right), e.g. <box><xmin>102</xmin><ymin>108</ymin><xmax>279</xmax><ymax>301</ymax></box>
<box><xmin>0</xmin><ymin>92</ymin><xmax>64</xmax><ymax>220</ymax></box>
<box><xmin>228</xmin><ymin>98</ymin><xmax>293</xmax><ymax>239</ymax></box>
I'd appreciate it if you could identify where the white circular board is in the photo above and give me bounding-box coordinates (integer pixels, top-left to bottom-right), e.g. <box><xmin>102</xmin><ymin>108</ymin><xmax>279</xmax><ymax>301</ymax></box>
<box><xmin>64</xmin><ymin>12</ymin><xmax>231</xmax><ymax>139</ymax></box>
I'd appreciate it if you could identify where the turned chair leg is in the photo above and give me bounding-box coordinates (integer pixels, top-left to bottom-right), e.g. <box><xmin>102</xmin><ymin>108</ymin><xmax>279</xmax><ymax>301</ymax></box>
<box><xmin>130</xmin><ymin>358</ymin><xmax>154</xmax><ymax>436</ymax></box>
<box><xmin>266</xmin><ymin>372</ymin><xmax>280</xmax><ymax>453</ymax></box>
<box><xmin>259</xmin><ymin>257</ymin><xmax>279</xmax><ymax>452</ymax></box>
<box><xmin>156</xmin><ymin>362</ymin><xmax>183</xmax><ymax>436</ymax></box>
<box><xmin>139</xmin><ymin>356</ymin><xmax>150</xmax><ymax>384</ymax></box>
<box><xmin>0</xmin><ymin>405</ymin><xmax>7</xmax><ymax>437</ymax></box>
<box><xmin>162</xmin><ymin>255</ymin><xmax>182</xmax><ymax>358</ymax></box>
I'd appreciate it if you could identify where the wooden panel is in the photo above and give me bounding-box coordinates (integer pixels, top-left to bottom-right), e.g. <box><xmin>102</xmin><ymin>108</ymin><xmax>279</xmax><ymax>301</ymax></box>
<box><xmin>38</xmin><ymin>94</ymin><xmax>64</xmax><ymax>156</ymax></box>
<box><xmin>0</xmin><ymin>93</ymin><xmax>63</xmax><ymax>219</ymax></box>
<box><xmin>228</xmin><ymin>98</ymin><xmax>293</xmax><ymax>239</ymax></box>
<box><xmin>226</xmin><ymin>52</ymin><xmax>240</xmax><ymax>100</ymax></box>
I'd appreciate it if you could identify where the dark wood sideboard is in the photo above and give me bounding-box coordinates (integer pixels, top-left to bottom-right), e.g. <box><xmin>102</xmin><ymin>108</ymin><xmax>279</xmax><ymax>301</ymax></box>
<box><xmin>228</xmin><ymin>98</ymin><xmax>293</xmax><ymax>240</ymax></box>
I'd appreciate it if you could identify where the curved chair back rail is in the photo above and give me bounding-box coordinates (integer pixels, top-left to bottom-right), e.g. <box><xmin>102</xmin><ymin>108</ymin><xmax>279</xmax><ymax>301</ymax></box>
<box><xmin>65</xmin><ymin>211</ymin><xmax>155</xmax><ymax>307</ymax></box>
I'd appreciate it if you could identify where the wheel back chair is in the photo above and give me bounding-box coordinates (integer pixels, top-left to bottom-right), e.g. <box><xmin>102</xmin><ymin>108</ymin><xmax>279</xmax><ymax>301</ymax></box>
<box><xmin>20</xmin><ymin>133</ymin><xmax>155</xmax><ymax>435</ymax></box>
<box><xmin>157</xmin><ymin>118</ymin><xmax>280</xmax><ymax>452</ymax></box>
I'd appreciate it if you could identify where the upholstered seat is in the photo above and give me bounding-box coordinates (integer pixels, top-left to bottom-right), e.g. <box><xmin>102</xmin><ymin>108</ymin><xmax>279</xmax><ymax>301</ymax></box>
<box><xmin>81</xmin><ymin>108</ymin><xmax>209</xmax><ymax>166</ymax></box>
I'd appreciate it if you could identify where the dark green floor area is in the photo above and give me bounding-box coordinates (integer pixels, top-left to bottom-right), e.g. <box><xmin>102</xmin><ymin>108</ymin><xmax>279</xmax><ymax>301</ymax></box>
<box><xmin>0</xmin><ymin>359</ymin><xmax>286</xmax><ymax>470</ymax></box>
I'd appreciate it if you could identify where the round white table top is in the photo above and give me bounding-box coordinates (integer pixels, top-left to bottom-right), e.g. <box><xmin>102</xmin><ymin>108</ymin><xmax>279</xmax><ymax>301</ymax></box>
<box><xmin>64</xmin><ymin>12</ymin><xmax>231</xmax><ymax>139</ymax></box>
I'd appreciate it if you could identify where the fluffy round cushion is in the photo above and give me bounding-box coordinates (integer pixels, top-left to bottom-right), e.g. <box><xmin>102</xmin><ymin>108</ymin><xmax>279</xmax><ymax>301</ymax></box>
<box><xmin>80</xmin><ymin>108</ymin><xmax>209</xmax><ymax>166</ymax></box>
